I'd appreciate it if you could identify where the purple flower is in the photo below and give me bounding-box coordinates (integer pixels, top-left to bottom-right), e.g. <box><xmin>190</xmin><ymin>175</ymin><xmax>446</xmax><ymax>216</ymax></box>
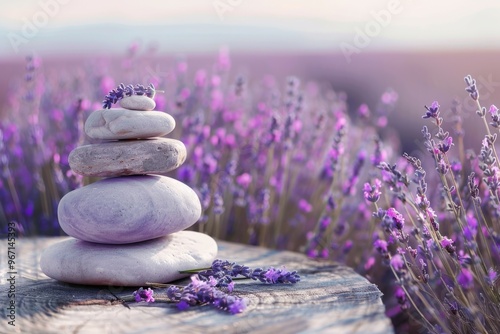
<box><xmin>307</xmin><ymin>248</ymin><xmax>318</xmax><ymax>258</ymax></box>
<box><xmin>464</xmin><ymin>212</ymin><xmax>478</xmax><ymax>241</ymax></box>
<box><xmin>423</xmin><ymin>101</ymin><xmax>440</xmax><ymax>119</ymax></box>
<box><xmin>440</xmin><ymin>236</ymin><xmax>455</xmax><ymax>255</ymax></box>
<box><xmin>358</xmin><ymin>103</ymin><xmax>370</xmax><ymax>118</ymax></box>
<box><xmin>457</xmin><ymin>268</ymin><xmax>474</xmax><ymax>289</ymax></box>
<box><xmin>363</xmin><ymin>179</ymin><xmax>382</xmax><ymax>203</ymax></box>
<box><xmin>178</xmin><ymin>165</ymin><xmax>195</xmax><ymax>184</ymax></box>
<box><xmin>486</xmin><ymin>268</ymin><xmax>497</xmax><ymax>286</ymax></box>
<box><xmin>202</xmin><ymin>154</ymin><xmax>218</xmax><ymax>176</ymax></box>
<box><xmin>342</xmin><ymin>151</ymin><xmax>365</xmax><ymax>196</ymax></box>
<box><xmin>195</xmin><ymin>69</ymin><xmax>207</xmax><ymax>87</ymax></box>
<box><xmin>298</xmin><ymin>199</ymin><xmax>312</xmax><ymax>213</ymax></box>
<box><xmin>263</xmin><ymin>267</ymin><xmax>280</xmax><ymax>283</ymax></box>
<box><xmin>489</xmin><ymin>104</ymin><xmax>500</xmax><ymax>128</ymax></box>
<box><xmin>177</xmin><ymin>300</ymin><xmax>190</xmax><ymax>310</ymax></box>
<box><xmin>438</xmin><ymin>136</ymin><xmax>453</xmax><ymax>153</ymax></box>
<box><xmin>406</xmin><ymin>246</ymin><xmax>417</xmax><ymax>259</ymax></box>
<box><xmin>196</xmin><ymin>259</ymin><xmax>300</xmax><ymax>286</ymax></box>
<box><xmin>374</xmin><ymin>239</ymin><xmax>388</xmax><ymax>254</ymax></box>
<box><xmin>228</xmin><ymin>298</ymin><xmax>247</xmax><ymax>314</ymax></box>
<box><xmin>390</xmin><ymin>254</ymin><xmax>405</xmax><ymax>272</ymax></box>
<box><xmin>319</xmin><ymin>216</ymin><xmax>331</xmax><ymax>231</ymax></box>
<box><xmin>489</xmin><ymin>104</ymin><xmax>498</xmax><ymax>115</ymax></box>
<box><xmin>197</xmin><ymin>183</ymin><xmax>211</xmax><ymax>211</ymax></box>
<box><xmin>364</xmin><ymin>256</ymin><xmax>375</xmax><ymax>271</ymax></box>
<box><xmin>394</xmin><ymin>287</ymin><xmax>408</xmax><ymax>310</ymax></box>
<box><xmin>386</xmin><ymin>208</ymin><xmax>405</xmax><ymax>230</ymax></box>
<box><xmin>167</xmin><ymin>274</ymin><xmax>247</xmax><ymax>314</ymax></box>
<box><xmin>102</xmin><ymin>83</ymin><xmax>158</xmax><ymax>109</ymax></box>
<box><xmin>234</xmin><ymin>173</ymin><xmax>251</xmax><ymax>189</ymax></box>
<box><xmin>250</xmin><ymin>267</ymin><xmax>301</xmax><ymax>284</ymax></box>
<box><xmin>213</xmin><ymin>191</ymin><xmax>225</xmax><ymax>215</ymax></box>
<box><xmin>343</xmin><ymin>240</ymin><xmax>353</xmax><ymax>254</ymax></box>
<box><xmin>133</xmin><ymin>287</ymin><xmax>155</xmax><ymax>303</ymax></box>
<box><xmin>464</xmin><ymin>75</ymin><xmax>479</xmax><ymax>101</ymax></box>
<box><xmin>213</xmin><ymin>294</ymin><xmax>247</xmax><ymax>314</ymax></box>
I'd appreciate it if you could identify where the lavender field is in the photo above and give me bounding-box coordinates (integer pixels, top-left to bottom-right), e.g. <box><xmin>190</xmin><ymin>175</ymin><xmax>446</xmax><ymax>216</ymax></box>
<box><xmin>1</xmin><ymin>47</ymin><xmax>500</xmax><ymax>332</ymax></box>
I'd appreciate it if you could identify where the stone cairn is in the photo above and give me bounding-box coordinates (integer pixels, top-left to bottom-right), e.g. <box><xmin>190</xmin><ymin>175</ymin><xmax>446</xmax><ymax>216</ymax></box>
<box><xmin>41</xmin><ymin>84</ymin><xmax>218</xmax><ymax>286</ymax></box>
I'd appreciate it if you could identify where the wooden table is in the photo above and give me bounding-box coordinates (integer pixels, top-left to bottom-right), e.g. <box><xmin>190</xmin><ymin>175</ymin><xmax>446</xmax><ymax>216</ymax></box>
<box><xmin>1</xmin><ymin>237</ymin><xmax>393</xmax><ymax>334</ymax></box>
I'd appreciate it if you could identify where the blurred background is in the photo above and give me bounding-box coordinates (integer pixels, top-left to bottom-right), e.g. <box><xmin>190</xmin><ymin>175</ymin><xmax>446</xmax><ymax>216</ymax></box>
<box><xmin>1</xmin><ymin>0</ymin><xmax>500</xmax><ymax>150</ymax></box>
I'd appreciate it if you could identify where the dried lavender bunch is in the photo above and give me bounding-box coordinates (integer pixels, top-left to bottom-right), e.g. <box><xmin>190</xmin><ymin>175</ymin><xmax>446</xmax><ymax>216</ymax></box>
<box><xmin>134</xmin><ymin>259</ymin><xmax>299</xmax><ymax>315</ymax></box>
<box><xmin>166</xmin><ymin>275</ymin><xmax>247</xmax><ymax>314</ymax></box>
<box><xmin>102</xmin><ymin>83</ymin><xmax>158</xmax><ymax>109</ymax></box>
<box><xmin>184</xmin><ymin>259</ymin><xmax>301</xmax><ymax>288</ymax></box>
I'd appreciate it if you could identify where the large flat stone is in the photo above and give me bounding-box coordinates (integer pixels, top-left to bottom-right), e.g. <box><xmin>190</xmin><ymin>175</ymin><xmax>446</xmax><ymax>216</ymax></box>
<box><xmin>69</xmin><ymin>138</ymin><xmax>186</xmax><ymax>177</ymax></box>
<box><xmin>85</xmin><ymin>108</ymin><xmax>175</xmax><ymax>140</ymax></box>
<box><xmin>58</xmin><ymin>175</ymin><xmax>202</xmax><ymax>244</ymax></box>
<box><xmin>40</xmin><ymin>231</ymin><xmax>218</xmax><ymax>286</ymax></box>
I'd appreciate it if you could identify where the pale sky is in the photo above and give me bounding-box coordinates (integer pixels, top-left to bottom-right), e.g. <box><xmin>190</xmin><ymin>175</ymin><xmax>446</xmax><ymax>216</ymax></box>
<box><xmin>1</xmin><ymin>0</ymin><xmax>499</xmax><ymax>57</ymax></box>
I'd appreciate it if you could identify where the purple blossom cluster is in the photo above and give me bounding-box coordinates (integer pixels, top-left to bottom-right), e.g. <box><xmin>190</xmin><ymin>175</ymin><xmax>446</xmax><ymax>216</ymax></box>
<box><xmin>166</xmin><ymin>275</ymin><xmax>247</xmax><ymax>315</ymax></box>
<box><xmin>134</xmin><ymin>259</ymin><xmax>298</xmax><ymax>315</ymax></box>
<box><xmin>195</xmin><ymin>259</ymin><xmax>300</xmax><ymax>286</ymax></box>
<box><xmin>133</xmin><ymin>287</ymin><xmax>155</xmax><ymax>303</ymax></box>
<box><xmin>102</xmin><ymin>83</ymin><xmax>157</xmax><ymax>109</ymax></box>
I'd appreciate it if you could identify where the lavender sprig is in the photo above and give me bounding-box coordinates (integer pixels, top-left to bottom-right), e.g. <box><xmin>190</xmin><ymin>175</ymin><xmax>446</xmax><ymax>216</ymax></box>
<box><xmin>102</xmin><ymin>83</ymin><xmax>159</xmax><ymax>109</ymax></box>
<box><xmin>192</xmin><ymin>259</ymin><xmax>301</xmax><ymax>286</ymax></box>
<box><xmin>166</xmin><ymin>275</ymin><xmax>247</xmax><ymax>314</ymax></box>
<box><xmin>133</xmin><ymin>287</ymin><xmax>155</xmax><ymax>303</ymax></box>
<box><xmin>136</xmin><ymin>260</ymin><xmax>299</xmax><ymax>315</ymax></box>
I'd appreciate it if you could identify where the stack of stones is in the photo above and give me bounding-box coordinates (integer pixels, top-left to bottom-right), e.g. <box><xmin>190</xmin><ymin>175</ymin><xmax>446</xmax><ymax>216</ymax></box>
<box><xmin>40</xmin><ymin>92</ymin><xmax>217</xmax><ymax>286</ymax></box>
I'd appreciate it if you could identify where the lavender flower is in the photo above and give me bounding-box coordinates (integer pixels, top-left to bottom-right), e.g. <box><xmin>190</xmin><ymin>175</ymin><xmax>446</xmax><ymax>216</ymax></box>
<box><xmin>374</xmin><ymin>239</ymin><xmax>389</xmax><ymax>259</ymax></box>
<box><xmin>133</xmin><ymin>287</ymin><xmax>155</xmax><ymax>303</ymax></box>
<box><xmin>195</xmin><ymin>259</ymin><xmax>300</xmax><ymax>285</ymax></box>
<box><xmin>464</xmin><ymin>75</ymin><xmax>479</xmax><ymax>101</ymax></box>
<box><xmin>489</xmin><ymin>105</ymin><xmax>500</xmax><ymax>128</ymax></box>
<box><xmin>363</xmin><ymin>179</ymin><xmax>382</xmax><ymax>203</ymax></box>
<box><xmin>102</xmin><ymin>83</ymin><xmax>159</xmax><ymax>109</ymax></box>
<box><xmin>236</xmin><ymin>173</ymin><xmax>252</xmax><ymax>189</ymax></box>
<box><xmin>422</xmin><ymin>101</ymin><xmax>440</xmax><ymax>119</ymax></box>
<box><xmin>394</xmin><ymin>287</ymin><xmax>408</xmax><ymax>310</ymax></box>
<box><xmin>166</xmin><ymin>275</ymin><xmax>247</xmax><ymax>314</ymax></box>
<box><xmin>457</xmin><ymin>268</ymin><xmax>474</xmax><ymax>289</ymax></box>
<box><xmin>486</xmin><ymin>268</ymin><xmax>497</xmax><ymax>286</ymax></box>
<box><xmin>250</xmin><ymin>266</ymin><xmax>301</xmax><ymax>284</ymax></box>
<box><xmin>390</xmin><ymin>254</ymin><xmax>405</xmax><ymax>272</ymax></box>
<box><xmin>165</xmin><ymin>259</ymin><xmax>298</xmax><ymax>314</ymax></box>
<box><xmin>386</xmin><ymin>208</ymin><xmax>404</xmax><ymax>230</ymax></box>
<box><xmin>298</xmin><ymin>199</ymin><xmax>313</xmax><ymax>213</ymax></box>
<box><xmin>440</xmin><ymin>236</ymin><xmax>455</xmax><ymax>255</ymax></box>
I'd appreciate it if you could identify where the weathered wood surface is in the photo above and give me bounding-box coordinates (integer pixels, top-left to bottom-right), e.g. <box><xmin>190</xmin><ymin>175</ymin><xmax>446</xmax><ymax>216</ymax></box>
<box><xmin>0</xmin><ymin>237</ymin><xmax>393</xmax><ymax>334</ymax></box>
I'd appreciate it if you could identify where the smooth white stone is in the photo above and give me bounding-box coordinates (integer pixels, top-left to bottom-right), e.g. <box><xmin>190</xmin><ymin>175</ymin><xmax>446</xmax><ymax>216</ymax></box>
<box><xmin>85</xmin><ymin>108</ymin><xmax>175</xmax><ymax>140</ymax></box>
<box><xmin>58</xmin><ymin>175</ymin><xmax>201</xmax><ymax>244</ymax></box>
<box><xmin>69</xmin><ymin>138</ymin><xmax>186</xmax><ymax>177</ymax></box>
<box><xmin>119</xmin><ymin>95</ymin><xmax>156</xmax><ymax>111</ymax></box>
<box><xmin>40</xmin><ymin>231</ymin><xmax>218</xmax><ymax>286</ymax></box>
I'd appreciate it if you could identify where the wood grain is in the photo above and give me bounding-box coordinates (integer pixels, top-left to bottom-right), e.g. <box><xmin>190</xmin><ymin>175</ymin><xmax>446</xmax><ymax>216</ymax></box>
<box><xmin>0</xmin><ymin>237</ymin><xmax>393</xmax><ymax>334</ymax></box>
